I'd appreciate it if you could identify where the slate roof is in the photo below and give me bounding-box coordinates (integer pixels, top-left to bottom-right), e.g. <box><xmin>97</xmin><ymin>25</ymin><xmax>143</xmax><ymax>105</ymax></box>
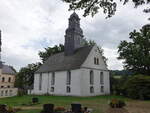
<box><xmin>2</xmin><ymin>65</ymin><xmax>16</xmax><ymax>75</ymax></box>
<box><xmin>36</xmin><ymin>46</ymin><xmax>93</xmax><ymax>73</ymax></box>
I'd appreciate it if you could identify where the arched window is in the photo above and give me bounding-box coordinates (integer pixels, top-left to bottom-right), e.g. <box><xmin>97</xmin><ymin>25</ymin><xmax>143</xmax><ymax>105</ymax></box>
<box><xmin>39</xmin><ymin>73</ymin><xmax>42</xmax><ymax>90</ymax></box>
<box><xmin>2</xmin><ymin>77</ymin><xmax>5</xmax><ymax>82</ymax></box>
<box><xmin>51</xmin><ymin>72</ymin><xmax>55</xmax><ymax>85</ymax></box>
<box><xmin>94</xmin><ymin>57</ymin><xmax>99</xmax><ymax>65</ymax></box>
<box><xmin>94</xmin><ymin>57</ymin><xmax>97</xmax><ymax>64</ymax></box>
<box><xmin>90</xmin><ymin>70</ymin><xmax>94</xmax><ymax>85</ymax></box>
<box><xmin>100</xmin><ymin>72</ymin><xmax>104</xmax><ymax>84</ymax></box>
<box><xmin>66</xmin><ymin>71</ymin><xmax>71</xmax><ymax>85</ymax></box>
<box><xmin>8</xmin><ymin>77</ymin><xmax>11</xmax><ymax>82</ymax></box>
<box><xmin>97</xmin><ymin>58</ymin><xmax>99</xmax><ymax>65</ymax></box>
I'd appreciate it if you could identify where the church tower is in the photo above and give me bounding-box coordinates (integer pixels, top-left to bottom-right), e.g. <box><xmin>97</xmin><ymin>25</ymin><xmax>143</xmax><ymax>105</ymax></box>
<box><xmin>64</xmin><ymin>12</ymin><xmax>84</xmax><ymax>56</ymax></box>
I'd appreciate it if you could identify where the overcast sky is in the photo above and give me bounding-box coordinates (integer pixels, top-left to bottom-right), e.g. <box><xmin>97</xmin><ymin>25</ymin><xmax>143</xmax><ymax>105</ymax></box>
<box><xmin>0</xmin><ymin>0</ymin><xmax>149</xmax><ymax>71</ymax></box>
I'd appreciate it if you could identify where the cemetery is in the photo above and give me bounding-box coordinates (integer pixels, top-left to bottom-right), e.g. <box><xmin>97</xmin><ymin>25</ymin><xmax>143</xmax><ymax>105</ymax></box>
<box><xmin>0</xmin><ymin>95</ymin><xmax>149</xmax><ymax>113</ymax></box>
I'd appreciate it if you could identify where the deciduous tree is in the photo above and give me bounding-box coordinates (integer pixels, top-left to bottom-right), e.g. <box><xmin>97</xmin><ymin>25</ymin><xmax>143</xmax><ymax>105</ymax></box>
<box><xmin>118</xmin><ymin>24</ymin><xmax>150</xmax><ymax>75</ymax></box>
<box><xmin>15</xmin><ymin>62</ymin><xmax>41</xmax><ymax>91</ymax></box>
<box><xmin>62</xmin><ymin>0</ymin><xmax>150</xmax><ymax>19</ymax></box>
<box><xmin>39</xmin><ymin>44</ymin><xmax>64</xmax><ymax>63</ymax></box>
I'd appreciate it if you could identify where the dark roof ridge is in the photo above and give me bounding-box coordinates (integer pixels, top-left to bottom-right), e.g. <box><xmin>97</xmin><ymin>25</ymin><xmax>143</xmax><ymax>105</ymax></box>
<box><xmin>44</xmin><ymin>45</ymin><xmax>93</xmax><ymax>60</ymax></box>
<box><xmin>36</xmin><ymin>45</ymin><xmax>94</xmax><ymax>73</ymax></box>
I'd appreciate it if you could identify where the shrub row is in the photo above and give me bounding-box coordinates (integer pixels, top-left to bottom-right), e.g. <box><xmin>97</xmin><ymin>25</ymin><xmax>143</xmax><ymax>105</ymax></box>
<box><xmin>123</xmin><ymin>75</ymin><xmax>150</xmax><ymax>100</ymax></box>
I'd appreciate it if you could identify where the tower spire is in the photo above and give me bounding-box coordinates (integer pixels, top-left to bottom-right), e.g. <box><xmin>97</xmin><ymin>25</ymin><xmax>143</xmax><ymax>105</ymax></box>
<box><xmin>64</xmin><ymin>12</ymin><xmax>84</xmax><ymax>56</ymax></box>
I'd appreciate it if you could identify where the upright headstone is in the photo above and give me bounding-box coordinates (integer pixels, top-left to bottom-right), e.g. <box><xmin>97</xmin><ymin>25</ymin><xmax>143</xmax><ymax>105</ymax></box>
<box><xmin>43</xmin><ymin>104</ymin><xmax>54</xmax><ymax>113</ymax></box>
<box><xmin>71</xmin><ymin>103</ymin><xmax>82</xmax><ymax>113</ymax></box>
<box><xmin>32</xmin><ymin>97</ymin><xmax>39</xmax><ymax>103</ymax></box>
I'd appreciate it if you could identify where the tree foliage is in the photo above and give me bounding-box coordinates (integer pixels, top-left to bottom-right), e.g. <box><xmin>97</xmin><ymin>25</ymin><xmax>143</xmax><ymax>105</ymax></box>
<box><xmin>123</xmin><ymin>75</ymin><xmax>150</xmax><ymax>100</ymax></box>
<box><xmin>118</xmin><ymin>24</ymin><xmax>150</xmax><ymax>75</ymax></box>
<box><xmin>39</xmin><ymin>44</ymin><xmax>64</xmax><ymax>63</ymax></box>
<box><xmin>110</xmin><ymin>73</ymin><xmax>129</xmax><ymax>95</ymax></box>
<box><xmin>111</xmin><ymin>70</ymin><xmax>133</xmax><ymax>76</ymax></box>
<box><xmin>15</xmin><ymin>62</ymin><xmax>41</xmax><ymax>91</ymax></box>
<box><xmin>62</xmin><ymin>0</ymin><xmax>150</xmax><ymax>18</ymax></box>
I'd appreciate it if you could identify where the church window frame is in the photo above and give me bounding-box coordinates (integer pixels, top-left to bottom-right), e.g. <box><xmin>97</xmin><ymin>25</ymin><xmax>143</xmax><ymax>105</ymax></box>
<box><xmin>101</xmin><ymin>86</ymin><xmax>104</xmax><ymax>93</ymax></box>
<box><xmin>90</xmin><ymin>86</ymin><xmax>94</xmax><ymax>93</ymax></box>
<box><xmin>51</xmin><ymin>87</ymin><xmax>54</xmax><ymax>92</ymax></box>
<box><xmin>90</xmin><ymin>70</ymin><xmax>94</xmax><ymax>85</ymax></box>
<box><xmin>94</xmin><ymin>57</ymin><xmax>97</xmax><ymax>64</ymax></box>
<box><xmin>39</xmin><ymin>73</ymin><xmax>42</xmax><ymax>90</ymax></box>
<box><xmin>66</xmin><ymin>71</ymin><xmax>71</xmax><ymax>85</ymax></box>
<box><xmin>97</xmin><ymin>58</ymin><xmax>99</xmax><ymax>65</ymax></box>
<box><xmin>94</xmin><ymin>57</ymin><xmax>99</xmax><ymax>65</ymax></box>
<box><xmin>100</xmin><ymin>72</ymin><xmax>104</xmax><ymax>85</ymax></box>
<box><xmin>66</xmin><ymin>86</ymin><xmax>71</xmax><ymax>93</ymax></box>
<box><xmin>51</xmin><ymin>72</ymin><xmax>55</xmax><ymax>85</ymax></box>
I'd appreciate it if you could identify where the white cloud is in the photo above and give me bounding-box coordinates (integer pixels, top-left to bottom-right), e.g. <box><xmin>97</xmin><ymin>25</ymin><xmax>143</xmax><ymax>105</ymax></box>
<box><xmin>0</xmin><ymin>0</ymin><xmax>149</xmax><ymax>71</ymax></box>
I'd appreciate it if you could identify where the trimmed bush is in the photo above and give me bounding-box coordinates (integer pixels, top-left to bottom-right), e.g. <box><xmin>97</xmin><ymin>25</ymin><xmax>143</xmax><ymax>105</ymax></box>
<box><xmin>124</xmin><ymin>75</ymin><xmax>150</xmax><ymax>100</ymax></box>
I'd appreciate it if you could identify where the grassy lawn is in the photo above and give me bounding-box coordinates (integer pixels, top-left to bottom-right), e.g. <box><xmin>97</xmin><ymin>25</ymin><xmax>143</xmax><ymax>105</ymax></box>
<box><xmin>0</xmin><ymin>95</ymin><xmax>149</xmax><ymax>113</ymax></box>
<box><xmin>16</xmin><ymin>109</ymin><xmax>41</xmax><ymax>113</ymax></box>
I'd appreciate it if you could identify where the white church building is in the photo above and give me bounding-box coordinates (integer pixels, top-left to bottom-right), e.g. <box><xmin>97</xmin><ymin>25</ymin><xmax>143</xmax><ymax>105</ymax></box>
<box><xmin>31</xmin><ymin>12</ymin><xmax>110</xmax><ymax>96</ymax></box>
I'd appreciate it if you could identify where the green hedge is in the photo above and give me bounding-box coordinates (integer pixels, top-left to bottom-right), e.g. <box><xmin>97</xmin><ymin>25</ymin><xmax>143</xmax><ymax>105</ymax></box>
<box><xmin>124</xmin><ymin>75</ymin><xmax>150</xmax><ymax>100</ymax></box>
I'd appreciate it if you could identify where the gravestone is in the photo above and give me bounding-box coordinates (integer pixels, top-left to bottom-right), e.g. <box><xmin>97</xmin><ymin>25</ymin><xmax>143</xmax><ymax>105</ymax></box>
<box><xmin>71</xmin><ymin>103</ymin><xmax>82</xmax><ymax>113</ymax></box>
<box><xmin>43</xmin><ymin>104</ymin><xmax>54</xmax><ymax>113</ymax></box>
<box><xmin>32</xmin><ymin>97</ymin><xmax>39</xmax><ymax>103</ymax></box>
